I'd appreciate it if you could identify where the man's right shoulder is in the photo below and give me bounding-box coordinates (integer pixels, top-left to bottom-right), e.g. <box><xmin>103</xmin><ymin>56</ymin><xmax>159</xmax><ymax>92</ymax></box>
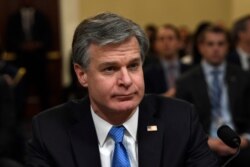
<box><xmin>32</xmin><ymin>98</ymin><xmax>87</xmax><ymax>125</ymax></box>
<box><xmin>177</xmin><ymin>65</ymin><xmax>202</xmax><ymax>82</ymax></box>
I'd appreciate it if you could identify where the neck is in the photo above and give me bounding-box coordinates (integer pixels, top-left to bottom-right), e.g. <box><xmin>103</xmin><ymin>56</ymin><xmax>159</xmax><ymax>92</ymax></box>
<box><xmin>203</xmin><ymin>59</ymin><xmax>224</xmax><ymax>68</ymax></box>
<box><xmin>91</xmin><ymin>105</ymin><xmax>135</xmax><ymax>126</ymax></box>
<box><xmin>163</xmin><ymin>54</ymin><xmax>177</xmax><ymax>61</ymax></box>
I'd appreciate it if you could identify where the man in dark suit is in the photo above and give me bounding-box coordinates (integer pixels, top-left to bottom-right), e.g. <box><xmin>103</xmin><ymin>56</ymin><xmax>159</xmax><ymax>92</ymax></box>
<box><xmin>26</xmin><ymin>12</ymin><xmax>218</xmax><ymax>167</ymax></box>
<box><xmin>228</xmin><ymin>15</ymin><xmax>250</xmax><ymax>71</ymax></box>
<box><xmin>5</xmin><ymin>0</ymin><xmax>52</xmax><ymax>112</ymax></box>
<box><xmin>176</xmin><ymin>25</ymin><xmax>250</xmax><ymax>166</ymax></box>
<box><xmin>144</xmin><ymin>24</ymin><xmax>191</xmax><ymax>97</ymax></box>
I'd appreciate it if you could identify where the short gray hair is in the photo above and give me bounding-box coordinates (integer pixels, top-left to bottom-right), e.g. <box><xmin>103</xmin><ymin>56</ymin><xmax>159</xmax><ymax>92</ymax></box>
<box><xmin>72</xmin><ymin>12</ymin><xmax>149</xmax><ymax>69</ymax></box>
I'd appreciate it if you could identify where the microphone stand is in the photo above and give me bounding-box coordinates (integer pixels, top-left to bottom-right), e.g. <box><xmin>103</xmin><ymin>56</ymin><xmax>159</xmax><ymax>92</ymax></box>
<box><xmin>221</xmin><ymin>147</ymin><xmax>240</xmax><ymax>167</ymax></box>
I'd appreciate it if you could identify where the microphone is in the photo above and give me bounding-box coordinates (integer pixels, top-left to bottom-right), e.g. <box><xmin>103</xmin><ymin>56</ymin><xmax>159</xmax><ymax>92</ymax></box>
<box><xmin>217</xmin><ymin>125</ymin><xmax>241</xmax><ymax>167</ymax></box>
<box><xmin>217</xmin><ymin>125</ymin><xmax>241</xmax><ymax>148</ymax></box>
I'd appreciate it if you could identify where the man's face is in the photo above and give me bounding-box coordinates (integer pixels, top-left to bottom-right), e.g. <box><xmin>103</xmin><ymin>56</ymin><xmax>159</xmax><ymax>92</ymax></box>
<box><xmin>155</xmin><ymin>27</ymin><xmax>180</xmax><ymax>59</ymax></box>
<box><xmin>74</xmin><ymin>37</ymin><xmax>144</xmax><ymax>121</ymax></box>
<box><xmin>199</xmin><ymin>32</ymin><xmax>228</xmax><ymax>66</ymax></box>
<box><xmin>239</xmin><ymin>20</ymin><xmax>250</xmax><ymax>44</ymax></box>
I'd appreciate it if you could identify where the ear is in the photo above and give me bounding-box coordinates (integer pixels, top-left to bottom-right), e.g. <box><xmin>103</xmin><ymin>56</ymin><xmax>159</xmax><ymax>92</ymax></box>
<box><xmin>74</xmin><ymin>64</ymin><xmax>88</xmax><ymax>87</ymax></box>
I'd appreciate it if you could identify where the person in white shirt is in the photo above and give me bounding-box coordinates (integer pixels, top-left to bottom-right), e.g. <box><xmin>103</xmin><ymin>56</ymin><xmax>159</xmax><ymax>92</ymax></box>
<box><xmin>228</xmin><ymin>15</ymin><xmax>250</xmax><ymax>71</ymax></box>
<box><xmin>26</xmin><ymin>12</ymin><xmax>218</xmax><ymax>167</ymax></box>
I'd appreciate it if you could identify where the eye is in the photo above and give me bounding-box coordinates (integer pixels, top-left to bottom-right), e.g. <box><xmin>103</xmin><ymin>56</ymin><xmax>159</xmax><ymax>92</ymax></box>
<box><xmin>103</xmin><ymin>66</ymin><xmax>117</xmax><ymax>74</ymax></box>
<box><xmin>207</xmin><ymin>42</ymin><xmax>214</xmax><ymax>47</ymax></box>
<box><xmin>128</xmin><ymin>62</ymin><xmax>140</xmax><ymax>71</ymax></box>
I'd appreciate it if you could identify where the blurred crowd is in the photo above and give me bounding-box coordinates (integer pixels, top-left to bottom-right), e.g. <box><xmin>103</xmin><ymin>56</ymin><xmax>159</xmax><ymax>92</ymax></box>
<box><xmin>1</xmin><ymin>1</ymin><xmax>250</xmax><ymax>166</ymax></box>
<box><xmin>143</xmin><ymin>16</ymin><xmax>250</xmax><ymax>166</ymax></box>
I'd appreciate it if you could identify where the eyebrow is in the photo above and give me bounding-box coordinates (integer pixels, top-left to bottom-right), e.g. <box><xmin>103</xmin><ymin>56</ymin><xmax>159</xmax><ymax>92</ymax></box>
<box><xmin>98</xmin><ymin>57</ymin><xmax>142</xmax><ymax>68</ymax></box>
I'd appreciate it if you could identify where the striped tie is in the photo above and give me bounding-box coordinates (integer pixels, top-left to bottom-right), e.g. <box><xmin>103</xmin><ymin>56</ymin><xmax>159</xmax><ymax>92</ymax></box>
<box><xmin>109</xmin><ymin>126</ymin><xmax>131</xmax><ymax>167</ymax></box>
<box><xmin>211</xmin><ymin>70</ymin><xmax>222</xmax><ymax>117</ymax></box>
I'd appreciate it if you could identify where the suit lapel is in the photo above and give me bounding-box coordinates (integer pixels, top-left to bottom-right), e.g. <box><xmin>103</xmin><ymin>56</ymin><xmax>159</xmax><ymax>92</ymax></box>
<box><xmin>68</xmin><ymin>98</ymin><xmax>101</xmax><ymax>167</ymax></box>
<box><xmin>192</xmin><ymin>66</ymin><xmax>212</xmax><ymax>131</ymax></box>
<box><xmin>193</xmin><ymin>66</ymin><xmax>211</xmax><ymax>111</ymax></box>
<box><xmin>225</xmin><ymin>65</ymin><xmax>238</xmax><ymax>116</ymax></box>
<box><xmin>137</xmin><ymin>96</ymin><xmax>164</xmax><ymax>167</ymax></box>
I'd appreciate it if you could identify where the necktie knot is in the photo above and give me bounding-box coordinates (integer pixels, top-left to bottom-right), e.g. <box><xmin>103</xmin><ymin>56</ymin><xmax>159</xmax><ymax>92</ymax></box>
<box><xmin>109</xmin><ymin>126</ymin><xmax>125</xmax><ymax>143</ymax></box>
<box><xmin>211</xmin><ymin>70</ymin><xmax>221</xmax><ymax>77</ymax></box>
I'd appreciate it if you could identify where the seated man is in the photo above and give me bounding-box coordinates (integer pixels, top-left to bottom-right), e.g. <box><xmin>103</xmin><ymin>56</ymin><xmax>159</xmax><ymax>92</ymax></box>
<box><xmin>26</xmin><ymin>12</ymin><xmax>218</xmax><ymax>167</ymax></box>
<box><xmin>176</xmin><ymin>25</ymin><xmax>250</xmax><ymax>166</ymax></box>
<box><xmin>228</xmin><ymin>15</ymin><xmax>250</xmax><ymax>72</ymax></box>
<box><xmin>144</xmin><ymin>24</ymin><xmax>191</xmax><ymax>97</ymax></box>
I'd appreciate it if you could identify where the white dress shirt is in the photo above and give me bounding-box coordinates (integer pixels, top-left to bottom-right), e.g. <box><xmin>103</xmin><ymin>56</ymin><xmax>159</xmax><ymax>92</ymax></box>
<box><xmin>91</xmin><ymin>107</ymin><xmax>139</xmax><ymax>167</ymax></box>
<box><xmin>237</xmin><ymin>47</ymin><xmax>250</xmax><ymax>71</ymax></box>
<box><xmin>201</xmin><ymin>61</ymin><xmax>235</xmax><ymax>138</ymax></box>
<box><xmin>160</xmin><ymin>57</ymin><xmax>181</xmax><ymax>88</ymax></box>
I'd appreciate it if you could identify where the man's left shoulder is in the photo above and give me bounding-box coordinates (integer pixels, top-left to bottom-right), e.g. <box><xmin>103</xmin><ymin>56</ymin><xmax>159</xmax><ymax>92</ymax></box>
<box><xmin>141</xmin><ymin>94</ymin><xmax>194</xmax><ymax>115</ymax></box>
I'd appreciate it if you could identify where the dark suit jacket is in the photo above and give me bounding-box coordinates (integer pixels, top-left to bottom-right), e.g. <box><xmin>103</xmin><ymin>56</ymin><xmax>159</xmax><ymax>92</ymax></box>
<box><xmin>144</xmin><ymin>58</ymin><xmax>191</xmax><ymax>94</ymax></box>
<box><xmin>176</xmin><ymin>64</ymin><xmax>250</xmax><ymax>134</ymax></box>
<box><xmin>26</xmin><ymin>95</ymin><xmax>218</xmax><ymax>167</ymax></box>
<box><xmin>0</xmin><ymin>76</ymin><xmax>18</xmax><ymax>157</ymax></box>
<box><xmin>227</xmin><ymin>50</ymin><xmax>242</xmax><ymax>69</ymax></box>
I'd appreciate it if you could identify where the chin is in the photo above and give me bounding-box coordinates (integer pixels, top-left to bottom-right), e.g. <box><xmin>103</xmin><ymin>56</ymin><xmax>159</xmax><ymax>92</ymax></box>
<box><xmin>112</xmin><ymin>101</ymin><xmax>138</xmax><ymax>113</ymax></box>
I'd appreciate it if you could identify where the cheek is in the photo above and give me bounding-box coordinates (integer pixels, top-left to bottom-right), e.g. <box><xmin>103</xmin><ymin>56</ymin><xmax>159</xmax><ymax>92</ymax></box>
<box><xmin>88</xmin><ymin>77</ymin><xmax>114</xmax><ymax>95</ymax></box>
<box><xmin>134</xmin><ymin>74</ymin><xmax>145</xmax><ymax>90</ymax></box>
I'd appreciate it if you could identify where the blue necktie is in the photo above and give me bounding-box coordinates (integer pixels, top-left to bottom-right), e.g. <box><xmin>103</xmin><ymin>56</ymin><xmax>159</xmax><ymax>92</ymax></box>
<box><xmin>109</xmin><ymin>126</ymin><xmax>131</xmax><ymax>167</ymax></box>
<box><xmin>211</xmin><ymin>70</ymin><xmax>222</xmax><ymax>117</ymax></box>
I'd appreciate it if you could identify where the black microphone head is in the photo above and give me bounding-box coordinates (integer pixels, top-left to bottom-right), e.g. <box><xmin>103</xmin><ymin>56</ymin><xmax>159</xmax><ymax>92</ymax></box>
<box><xmin>217</xmin><ymin>125</ymin><xmax>241</xmax><ymax>148</ymax></box>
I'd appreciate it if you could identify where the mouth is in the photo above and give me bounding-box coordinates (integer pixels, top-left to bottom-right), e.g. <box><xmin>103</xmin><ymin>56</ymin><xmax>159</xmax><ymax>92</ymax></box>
<box><xmin>113</xmin><ymin>93</ymin><xmax>136</xmax><ymax>101</ymax></box>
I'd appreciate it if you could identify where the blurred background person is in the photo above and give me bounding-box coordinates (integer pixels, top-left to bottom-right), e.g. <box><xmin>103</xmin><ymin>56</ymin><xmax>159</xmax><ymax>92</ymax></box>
<box><xmin>144</xmin><ymin>24</ymin><xmax>191</xmax><ymax>97</ymax></box>
<box><xmin>176</xmin><ymin>25</ymin><xmax>250</xmax><ymax>166</ymax></box>
<box><xmin>192</xmin><ymin>21</ymin><xmax>212</xmax><ymax>65</ymax></box>
<box><xmin>143</xmin><ymin>24</ymin><xmax>158</xmax><ymax>68</ymax></box>
<box><xmin>228</xmin><ymin>15</ymin><xmax>250</xmax><ymax>72</ymax></box>
<box><xmin>5</xmin><ymin>0</ymin><xmax>52</xmax><ymax>115</ymax></box>
<box><xmin>178</xmin><ymin>25</ymin><xmax>192</xmax><ymax>58</ymax></box>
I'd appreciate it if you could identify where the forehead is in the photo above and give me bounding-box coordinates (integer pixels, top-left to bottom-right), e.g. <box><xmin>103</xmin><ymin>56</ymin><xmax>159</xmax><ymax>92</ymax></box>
<box><xmin>157</xmin><ymin>27</ymin><xmax>176</xmax><ymax>37</ymax></box>
<box><xmin>88</xmin><ymin>37</ymin><xmax>141</xmax><ymax>61</ymax></box>
<box><xmin>203</xmin><ymin>32</ymin><xmax>226</xmax><ymax>41</ymax></box>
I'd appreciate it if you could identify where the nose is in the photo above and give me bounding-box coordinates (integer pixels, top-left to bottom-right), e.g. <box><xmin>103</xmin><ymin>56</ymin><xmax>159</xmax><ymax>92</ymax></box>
<box><xmin>117</xmin><ymin>67</ymin><xmax>132</xmax><ymax>88</ymax></box>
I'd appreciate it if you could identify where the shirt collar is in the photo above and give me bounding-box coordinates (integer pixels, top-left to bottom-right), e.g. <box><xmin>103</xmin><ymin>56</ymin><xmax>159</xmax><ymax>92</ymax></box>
<box><xmin>237</xmin><ymin>47</ymin><xmax>250</xmax><ymax>59</ymax></box>
<box><xmin>201</xmin><ymin>60</ymin><xmax>226</xmax><ymax>76</ymax></box>
<box><xmin>91</xmin><ymin>106</ymin><xmax>139</xmax><ymax>147</ymax></box>
<box><xmin>161</xmin><ymin>57</ymin><xmax>180</xmax><ymax>69</ymax></box>
<box><xmin>237</xmin><ymin>47</ymin><xmax>250</xmax><ymax>70</ymax></box>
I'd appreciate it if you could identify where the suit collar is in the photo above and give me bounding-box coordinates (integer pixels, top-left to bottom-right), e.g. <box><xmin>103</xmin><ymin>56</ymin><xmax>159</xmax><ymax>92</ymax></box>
<box><xmin>91</xmin><ymin>106</ymin><xmax>139</xmax><ymax>146</ymax></box>
<box><xmin>68</xmin><ymin>96</ymin><xmax>165</xmax><ymax>167</ymax></box>
<box><xmin>225</xmin><ymin>64</ymin><xmax>238</xmax><ymax>115</ymax></box>
<box><xmin>190</xmin><ymin>65</ymin><xmax>212</xmax><ymax>132</ymax></box>
<box><xmin>68</xmin><ymin>97</ymin><xmax>101</xmax><ymax>166</ymax></box>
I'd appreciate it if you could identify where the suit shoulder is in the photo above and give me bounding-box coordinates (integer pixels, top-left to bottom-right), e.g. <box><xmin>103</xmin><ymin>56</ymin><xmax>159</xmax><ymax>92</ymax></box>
<box><xmin>33</xmin><ymin>98</ymin><xmax>84</xmax><ymax>125</ymax></box>
<box><xmin>227</xmin><ymin>63</ymin><xmax>250</xmax><ymax>77</ymax></box>
<box><xmin>143</xmin><ymin>94</ymin><xmax>194</xmax><ymax>113</ymax></box>
<box><xmin>178</xmin><ymin>65</ymin><xmax>202</xmax><ymax>82</ymax></box>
